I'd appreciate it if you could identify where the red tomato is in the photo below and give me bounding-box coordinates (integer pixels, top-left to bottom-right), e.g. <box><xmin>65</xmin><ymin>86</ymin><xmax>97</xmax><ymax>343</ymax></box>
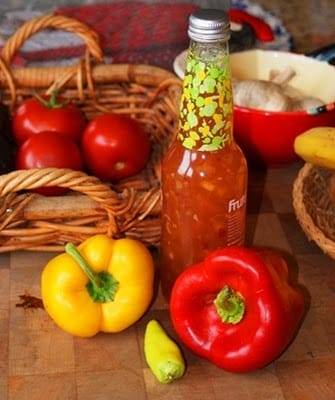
<box><xmin>81</xmin><ymin>113</ymin><xmax>151</xmax><ymax>182</ymax></box>
<box><xmin>12</xmin><ymin>93</ymin><xmax>86</xmax><ymax>145</ymax></box>
<box><xmin>16</xmin><ymin>131</ymin><xmax>83</xmax><ymax>196</ymax></box>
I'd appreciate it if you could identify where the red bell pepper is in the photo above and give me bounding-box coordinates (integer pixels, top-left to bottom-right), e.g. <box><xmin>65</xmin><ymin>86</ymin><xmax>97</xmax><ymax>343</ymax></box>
<box><xmin>169</xmin><ymin>246</ymin><xmax>306</xmax><ymax>373</ymax></box>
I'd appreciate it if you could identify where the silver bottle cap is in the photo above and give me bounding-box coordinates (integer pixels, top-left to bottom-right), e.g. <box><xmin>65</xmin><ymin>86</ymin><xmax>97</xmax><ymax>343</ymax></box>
<box><xmin>188</xmin><ymin>9</ymin><xmax>231</xmax><ymax>42</ymax></box>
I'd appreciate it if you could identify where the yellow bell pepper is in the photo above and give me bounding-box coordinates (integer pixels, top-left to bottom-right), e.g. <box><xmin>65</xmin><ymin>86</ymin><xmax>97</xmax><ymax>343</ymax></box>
<box><xmin>41</xmin><ymin>234</ymin><xmax>155</xmax><ymax>337</ymax></box>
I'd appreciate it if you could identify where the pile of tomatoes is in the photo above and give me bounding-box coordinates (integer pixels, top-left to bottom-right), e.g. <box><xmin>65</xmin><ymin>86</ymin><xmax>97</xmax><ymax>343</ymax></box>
<box><xmin>12</xmin><ymin>91</ymin><xmax>151</xmax><ymax>195</ymax></box>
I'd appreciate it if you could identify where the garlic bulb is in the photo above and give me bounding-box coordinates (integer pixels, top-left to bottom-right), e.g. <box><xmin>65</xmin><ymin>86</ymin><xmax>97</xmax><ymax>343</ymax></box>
<box><xmin>232</xmin><ymin>66</ymin><xmax>325</xmax><ymax>112</ymax></box>
<box><xmin>232</xmin><ymin>79</ymin><xmax>292</xmax><ymax>111</ymax></box>
<box><xmin>291</xmin><ymin>97</ymin><xmax>324</xmax><ymax>111</ymax></box>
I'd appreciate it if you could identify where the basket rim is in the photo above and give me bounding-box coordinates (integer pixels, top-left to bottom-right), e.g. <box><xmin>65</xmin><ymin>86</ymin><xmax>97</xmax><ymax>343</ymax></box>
<box><xmin>292</xmin><ymin>162</ymin><xmax>335</xmax><ymax>259</ymax></box>
<box><xmin>0</xmin><ymin>13</ymin><xmax>184</xmax><ymax>253</ymax></box>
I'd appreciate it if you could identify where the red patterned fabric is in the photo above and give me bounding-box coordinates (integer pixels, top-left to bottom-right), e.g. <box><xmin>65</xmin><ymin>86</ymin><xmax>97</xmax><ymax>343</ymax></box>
<box><xmin>23</xmin><ymin>2</ymin><xmax>198</xmax><ymax>70</ymax></box>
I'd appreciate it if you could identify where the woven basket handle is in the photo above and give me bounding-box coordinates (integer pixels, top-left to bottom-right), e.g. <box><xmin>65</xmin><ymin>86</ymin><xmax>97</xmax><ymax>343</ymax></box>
<box><xmin>0</xmin><ymin>168</ymin><xmax>121</xmax><ymax>235</ymax></box>
<box><xmin>0</xmin><ymin>13</ymin><xmax>103</xmax><ymax>65</ymax></box>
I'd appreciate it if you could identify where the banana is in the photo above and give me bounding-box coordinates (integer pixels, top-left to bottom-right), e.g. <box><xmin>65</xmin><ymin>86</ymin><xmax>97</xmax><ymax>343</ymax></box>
<box><xmin>294</xmin><ymin>127</ymin><xmax>335</xmax><ymax>169</ymax></box>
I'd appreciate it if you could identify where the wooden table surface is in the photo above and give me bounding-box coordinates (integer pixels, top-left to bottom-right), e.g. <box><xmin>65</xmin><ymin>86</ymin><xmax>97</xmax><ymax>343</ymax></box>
<box><xmin>1</xmin><ymin>161</ymin><xmax>335</xmax><ymax>400</ymax></box>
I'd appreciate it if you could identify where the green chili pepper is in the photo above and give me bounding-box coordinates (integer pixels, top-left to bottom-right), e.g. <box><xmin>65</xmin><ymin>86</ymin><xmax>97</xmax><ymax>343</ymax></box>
<box><xmin>144</xmin><ymin>319</ymin><xmax>186</xmax><ymax>383</ymax></box>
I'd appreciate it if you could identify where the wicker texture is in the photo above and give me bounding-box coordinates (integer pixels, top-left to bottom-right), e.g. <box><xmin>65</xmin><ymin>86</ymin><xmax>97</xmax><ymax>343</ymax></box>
<box><xmin>293</xmin><ymin>163</ymin><xmax>335</xmax><ymax>259</ymax></box>
<box><xmin>0</xmin><ymin>13</ymin><xmax>182</xmax><ymax>252</ymax></box>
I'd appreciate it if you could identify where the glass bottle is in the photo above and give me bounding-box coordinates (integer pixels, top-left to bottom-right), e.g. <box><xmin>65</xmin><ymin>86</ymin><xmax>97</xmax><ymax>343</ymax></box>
<box><xmin>159</xmin><ymin>9</ymin><xmax>248</xmax><ymax>300</ymax></box>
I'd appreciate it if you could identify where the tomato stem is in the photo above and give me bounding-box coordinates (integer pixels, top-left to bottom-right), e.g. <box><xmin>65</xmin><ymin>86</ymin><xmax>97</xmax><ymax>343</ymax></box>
<box><xmin>214</xmin><ymin>285</ymin><xmax>245</xmax><ymax>324</ymax></box>
<box><xmin>34</xmin><ymin>89</ymin><xmax>69</xmax><ymax>109</ymax></box>
<box><xmin>65</xmin><ymin>242</ymin><xmax>119</xmax><ymax>303</ymax></box>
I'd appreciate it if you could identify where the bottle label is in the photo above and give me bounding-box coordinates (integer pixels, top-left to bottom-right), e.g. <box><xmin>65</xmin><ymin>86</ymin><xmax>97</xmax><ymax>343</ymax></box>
<box><xmin>178</xmin><ymin>49</ymin><xmax>233</xmax><ymax>151</ymax></box>
<box><xmin>228</xmin><ymin>193</ymin><xmax>247</xmax><ymax>213</ymax></box>
<box><xmin>227</xmin><ymin>193</ymin><xmax>247</xmax><ymax>245</ymax></box>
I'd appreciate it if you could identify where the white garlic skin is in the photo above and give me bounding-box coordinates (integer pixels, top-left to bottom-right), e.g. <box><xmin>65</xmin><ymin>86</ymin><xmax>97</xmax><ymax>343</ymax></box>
<box><xmin>232</xmin><ymin>72</ymin><xmax>325</xmax><ymax>112</ymax></box>
<box><xmin>232</xmin><ymin>79</ymin><xmax>292</xmax><ymax>111</ymax></box>
<box><xmin>291</xmin><ymin>97</ymin><xmax>324</xmax><ymax>111</ymax></box>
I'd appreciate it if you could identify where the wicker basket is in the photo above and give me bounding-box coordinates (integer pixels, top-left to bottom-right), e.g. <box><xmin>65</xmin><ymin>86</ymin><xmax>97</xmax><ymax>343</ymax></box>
<box><xmin>292</xmin><ymin>162</ymin><xmax>335</xmax><ymax>260</ymax></box>
<box><xmin>0</xmin><ymin>13</ymin><xmax>182</xmax><ymax>252</ymax></box>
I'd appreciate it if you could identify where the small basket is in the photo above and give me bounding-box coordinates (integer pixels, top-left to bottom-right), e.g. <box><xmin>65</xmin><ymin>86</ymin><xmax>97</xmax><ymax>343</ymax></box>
<box><xmin>292</xmin><ymin>162</ymin><xmax>335</xmax><ymax>259</ymax></box>
<box><xmin>0</xmin><ymin>13</ymin><xmax>182</xmax><ymax>252</ymax></box>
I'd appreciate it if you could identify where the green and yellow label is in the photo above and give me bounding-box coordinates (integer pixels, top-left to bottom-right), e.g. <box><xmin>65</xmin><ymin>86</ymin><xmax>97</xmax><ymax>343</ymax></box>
<box><xmin>178</xmin><ymin>49</ymin><xmax>233</xmax><ymax>151</ymax></box>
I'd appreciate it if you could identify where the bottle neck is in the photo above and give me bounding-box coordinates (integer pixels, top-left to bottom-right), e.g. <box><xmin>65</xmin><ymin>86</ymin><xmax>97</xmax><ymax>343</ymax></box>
<box><xmin>178</xmin><ymin>39</ymin><xmax>233</xmax><ymax>152</ymax></box>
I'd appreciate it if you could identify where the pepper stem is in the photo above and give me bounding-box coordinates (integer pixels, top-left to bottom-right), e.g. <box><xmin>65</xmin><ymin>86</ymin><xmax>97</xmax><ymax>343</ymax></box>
<box><xmin>65</xmin><ymin>242</ymin><xmax>119</xmax><ymax>303</ymax></box>
<box><xmin>214</xmin><ymin>285</ymin><xmax>245</xmax><ymax>324</ymax></box>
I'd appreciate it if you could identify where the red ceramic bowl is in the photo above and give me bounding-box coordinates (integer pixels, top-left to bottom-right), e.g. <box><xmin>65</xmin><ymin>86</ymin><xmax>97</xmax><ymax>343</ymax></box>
<box><xmin>230</xmin><ymin>50</ymin><xmax>335</xmax><ymax>168</ymax></box>
<box><xmin>233</xmin><ymin>106</ymin><xmax>335</xmax><ymax>168</ymax></box>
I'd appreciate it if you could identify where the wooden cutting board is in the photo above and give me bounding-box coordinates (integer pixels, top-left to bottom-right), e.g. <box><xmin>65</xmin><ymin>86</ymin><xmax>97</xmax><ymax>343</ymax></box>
<box><xmin>1</xmin><ymin>163</ymin><xmax>335</xmax><ymax>400</ymax></box>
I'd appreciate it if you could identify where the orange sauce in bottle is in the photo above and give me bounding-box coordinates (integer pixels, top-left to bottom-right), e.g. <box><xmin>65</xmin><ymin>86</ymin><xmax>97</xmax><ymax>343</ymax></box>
<box><xmin>159</xmin><ymin>9</ymin><xmax>248</xmax><ymax>300</ymax></box>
